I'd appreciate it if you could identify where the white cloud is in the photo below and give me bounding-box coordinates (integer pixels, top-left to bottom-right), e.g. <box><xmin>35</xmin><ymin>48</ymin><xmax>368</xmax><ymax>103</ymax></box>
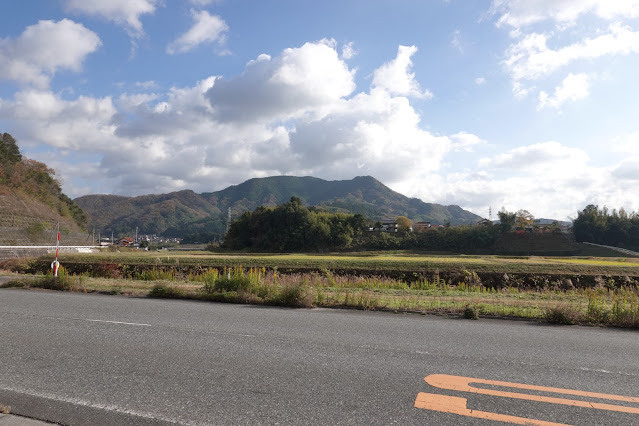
<box><xmin>372</xmin><ymin>45</ymin><xmax>433</xmax><ymax>99</ymax></box>
<box><xmin>493</xmin><ymin>0</ymin><xmax>639</xmax><ymax>109</ymax></box>
<box><xmin>504</xmin><ymin>24</ymin><xmax>639</xmax><ymax>82</ymax></box>
<box><xmin>511</xmin><ymin>81</ymin><xmax>534</xmax><ymax>98</ymax></box>
<box><xmin>0</xmin><ymin>19</ymin><xmax>101</xmax><ymax>88</ymax></box>
<box><xmin>538</xmin><ymin>73</ymin><xmax>590</xmax><ymax>109</ymax></box>
<box><xmin>410</xmin><ymin>140</ymin><xmax>614</xmax><ymax>220</ymax></box>
<box><xmin>341</xmin><ymin>42</ymin><xmax>357</xmax><ymax>60</ymax></box>
<box><xmin>612</xmin><ymin>158</ymin><xmax>639</xmax><ymax>181</ymax></box>
<box><xmin>475</xmin><ymin>77</ymin><xmax>486</xmax><ymax>85</ymax></box>
<box><xmin>206</xmin><ymin>39</ymin><xmax>356</xmax><ymax>122</ymax></box>
<box><xmin>450</xmin><ymin>132</ymin><xmax>483</xmax><ymax>152</ymax></box>
<box><xmin>613</xmin><ymin>130</ymin><xmax>639</xmax><ymax>153</ymax></box>
<box><xmin>118</xmin><ymin>93</ymin><xmax>159</xmax><ymax>110</ymax></box>
<box><xmin>9</xmin><ymin>36</ymin><xmax>635</xmax><ymax>219</ymax></box>
<box><xmin>64</xmin><ymin>0</ymin><xmax>159</xmax><ymax>36</ymax></box>
<box><xmin>490</xmin><ymin>0</ymin><xmax>639</xmax><ymax>28</ymax></box>
<box><xmin>189</xmin><ymin>0</ymin><xmax>216</xmax><ymax>5</ymax></box>
<box><xmin>135</xmin><ymin>80</ymin><xmax>158</xmax><ymax>89</ymax></box>
<box><xmin>479</xmin><ymin>141</ymin><xmax>589</xmax><ymax>173</ymax></box>
<box><xmin>167</xmin><ymin>9</ymin><xmax>229</xmax><ymax>55</ymax></box>
<box><xmin>0</xmin><ymin>89</ymin><xmax>118</xmax><ymax>151</ymax></box>
<box><xmin>288</xmin><ymin>89</ymin><xmax>451</xmax><ymax>184</ymax></box>
<box><xmin>451</xmin><ymin>30</ymin><xmax>463</xmax><ymax>53</ymax></box>
<box><xmin>0</xmin><ymin>41</ymin><xmax>454</xmax><ymax>198</ymax></box>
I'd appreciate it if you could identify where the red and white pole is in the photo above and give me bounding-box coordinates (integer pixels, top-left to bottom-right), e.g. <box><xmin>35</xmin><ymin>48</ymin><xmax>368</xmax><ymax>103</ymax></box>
<box><xmin>51</xmin><ymin>222</ymin><xmax>60</xmax><ymax>277</ymax></box>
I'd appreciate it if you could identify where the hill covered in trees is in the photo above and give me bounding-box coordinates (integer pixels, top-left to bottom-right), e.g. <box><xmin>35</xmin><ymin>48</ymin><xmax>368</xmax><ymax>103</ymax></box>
<box><xmin>0</xmin><ymin>133</ymin><xmax>88</xmax><ymax>245</ymax></box>
<box><xmin>75</xmin><ymin>175</ymin><xmax>482</xmax><ymax>240</ymax></box>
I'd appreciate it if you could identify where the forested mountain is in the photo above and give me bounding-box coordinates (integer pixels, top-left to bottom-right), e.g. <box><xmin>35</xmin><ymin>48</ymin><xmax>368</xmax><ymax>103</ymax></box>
<box><xmin>203</xmin><ymin>176</ymin><xmax>477</xmax><ymax>225</ymax></box>
<box><xmin>75</xmin><ymin>176</ymin><xmax>482</xmax><ymax>240</ymax></box>
<box><xmin>75</xmin><ymin>190</ymin><xmax>223</xmax><ymax>237</ymax></box>
<box><xmin>0</xmin><ymin>132</ymin><xmax>88</xmax><ymax>245</ymax></box>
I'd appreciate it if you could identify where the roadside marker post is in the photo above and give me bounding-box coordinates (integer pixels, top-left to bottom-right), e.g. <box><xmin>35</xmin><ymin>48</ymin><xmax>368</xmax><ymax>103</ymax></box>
<box><xmin>51</xmin><ymin>222</ymin><xmax>60</xmax><ymax>277</ymax></box>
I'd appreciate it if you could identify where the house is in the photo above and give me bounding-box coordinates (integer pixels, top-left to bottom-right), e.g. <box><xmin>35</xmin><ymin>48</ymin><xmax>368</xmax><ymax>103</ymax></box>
<box><xmin>99</xmin><ymin>237</ymin><xmax>113</xmax><ymax>247</ymax></box>
<box><xmin>368</xmin><ymin>219</ymin><xmax>399</xmax><ymax>232</ymax></box>
<box><xmin>532</xmin><ymin>219</ymin><xmax>573</xmax><ymax>234</ymax></box>
<box><xmin>413</xmin><ymin>221</ymin><xmax>431</xmax><ymax>232</ymax></box>
<box><xmin>381</xmin><ymin>220</ymin><xmax>398</xmax><ymax>232</ymax></box>
<box><xmin>118</xmin><ymin>237</ymin><xmax>136</xmax><ymax>247</ymax></box>
<box><xmin>477</xmin><ymin>219</ymin><xmax>493</xmax><ymax>226</ymax></box>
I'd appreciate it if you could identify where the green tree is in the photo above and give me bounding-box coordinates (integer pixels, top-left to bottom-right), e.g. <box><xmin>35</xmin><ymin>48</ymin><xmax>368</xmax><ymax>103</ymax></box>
<box><xmin>497</xmin><ymin>208</ymin><xmax>516</xmax><ymax>232</ymax></box>
<box><xmin>224</xmin><ymin>197</ymin><xmax>367</xmax><ymax>252</ymax></box>
<box><xmin>0</xmin><ymin>133</ymin><xmax>22</xmax><ymax>164</ymax></box>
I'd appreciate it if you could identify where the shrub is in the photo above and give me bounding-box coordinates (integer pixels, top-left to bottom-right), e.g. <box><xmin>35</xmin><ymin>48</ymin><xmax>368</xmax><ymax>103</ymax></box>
<box><xmin>544</xmin><ymin>306</ymin><xmax>578</xmax><ymax>325</ymax></box>
<box><xmin>463</xmin><ymin>305</ymin><xmax>479</xmax><ymax>320</ymax></box>
<box><xmin>273</xmin><ymin>280</ymin><xmax>314</xmax><ymax>308</ymax></box>
<box><xmin>148</xmin><ymin>284</ymin><xmax>184</xmax><ymax>298</ymax></box>
<box><xmin>139</xmin><ymin>268</ymin><xmax>176</xmax><ymax>281</ymax></box>
<box><xmin>0</xmin><ymin>257</ymin><xmax>36</xmax><ymax>274</ymax></box>
<box><xmin>95</xmin><ymin>262</ymin><xmax>121</xmax><ymax>279</ymax></box>
<box><xmin>29</xmin><ymin>266</ymin><xmax>84</xmax><ymax>291</ymax></box>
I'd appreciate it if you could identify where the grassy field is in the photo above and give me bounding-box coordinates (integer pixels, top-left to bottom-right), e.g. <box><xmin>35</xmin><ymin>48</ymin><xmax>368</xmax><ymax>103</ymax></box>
<box><xmin>16</xmin><ymin>250</ymin><xmax>639</xmax><ymax>277</ymax></box>
<box><xmin>2</xmin><ymin>250</ymin><xmax>639</xmax><ymax>328</ymax></box>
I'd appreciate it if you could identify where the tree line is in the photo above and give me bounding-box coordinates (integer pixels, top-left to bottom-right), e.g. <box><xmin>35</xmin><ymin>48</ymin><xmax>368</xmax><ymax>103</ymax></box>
<box><xmin>224</xmin><ymin>196</ymin><xmax>369</xmax><ymax>251</ymax></box>
<box><xmin>573</xmin><ymin>205</ymin><xmax>639</xmax><ymax>250</ymax></box>
<box><xmin>224</xmin><ymin>196</ymin><xmax>501</xmax><ymax>252</ymax></box>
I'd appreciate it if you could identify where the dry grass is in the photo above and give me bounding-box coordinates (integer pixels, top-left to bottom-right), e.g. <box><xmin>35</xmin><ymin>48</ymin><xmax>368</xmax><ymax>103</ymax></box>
<box><xmin>4</xmin><ymin>266</ymin><xmax>637</xmax><ymax>327</ymax></box>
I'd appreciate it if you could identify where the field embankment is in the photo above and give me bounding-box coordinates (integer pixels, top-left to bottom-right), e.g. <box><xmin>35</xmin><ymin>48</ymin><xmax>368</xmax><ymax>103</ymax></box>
<box><xmin>2</xmin><ymin>251</ymin><xmax>638</xmax><ymax>328</ymax></box>
<box><xmin>13</xmin><ymin>251</ymin><xmax>639</xmax><ymax>288</ymax></box>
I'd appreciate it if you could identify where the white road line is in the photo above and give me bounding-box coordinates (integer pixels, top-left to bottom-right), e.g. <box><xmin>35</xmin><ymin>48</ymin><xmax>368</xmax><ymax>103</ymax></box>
<box><xmin>27</xmin><ymin>314</ymin><xmax>152</xmax><ymax>327</ymax></box>
<box><xmin>81</xmin><ymin>319</ymin><xmax>152</xmax><ymax>327</ymax></box>
<box><xmin>0</xmin><ymin>385</ymin><xmax>188</xmax><ymax>425</ymax></box>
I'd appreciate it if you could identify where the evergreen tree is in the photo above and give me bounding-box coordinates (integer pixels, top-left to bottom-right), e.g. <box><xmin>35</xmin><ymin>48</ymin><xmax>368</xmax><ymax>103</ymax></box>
<box><xmin>0</xmin><ymin>133</ymin><xmax>22</xmax><ymax>164</ymax></box>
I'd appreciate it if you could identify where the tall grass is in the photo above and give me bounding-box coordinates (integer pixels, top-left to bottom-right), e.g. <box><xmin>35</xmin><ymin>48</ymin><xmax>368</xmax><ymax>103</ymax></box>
<box><xmin>6</xmin><ymin>259</ymin><xmax>639</xmax><ymax>327</ymax></box>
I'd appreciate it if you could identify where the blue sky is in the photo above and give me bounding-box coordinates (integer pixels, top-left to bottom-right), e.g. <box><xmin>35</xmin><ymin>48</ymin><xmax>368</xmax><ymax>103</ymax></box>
<box><xmin>1</xmin><ymin>0</ymin><xmax>639</xmax><ymax>221</ymax></box>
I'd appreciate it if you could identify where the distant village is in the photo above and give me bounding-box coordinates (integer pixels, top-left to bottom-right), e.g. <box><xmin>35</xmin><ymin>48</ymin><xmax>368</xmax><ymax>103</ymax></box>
<box><xmin>99</xmin><ymin>234</ymin><xmax>182</xmax><ymax>247</ymax></box>
<box><xmin>98</xmin><ymin>216</ymin><xmax>573</xmax><ymax>248</ymax></box>
<box><xmin>367</xmin><ymin>218</ymin><xmax>572</xmax><ymax>234</ymax></box>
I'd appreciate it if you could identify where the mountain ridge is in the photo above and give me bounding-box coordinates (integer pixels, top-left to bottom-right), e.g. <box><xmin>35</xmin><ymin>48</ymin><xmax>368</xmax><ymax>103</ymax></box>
<box><xmin>74</xmin><ymin>175</ymin><xmax>483</xmax><ymax>239</ymax></box>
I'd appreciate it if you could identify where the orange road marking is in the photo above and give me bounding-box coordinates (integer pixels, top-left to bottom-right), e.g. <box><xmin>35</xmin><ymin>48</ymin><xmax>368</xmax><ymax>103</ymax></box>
<box><xmin>414</xmin><ymin>392</ymin><xmax>570</xmax><ymax>426</ymax></box>
<box><xmin>424</xmin><ymin>374</ymin><xmax>639</xmax><ymax>415</ymax></box>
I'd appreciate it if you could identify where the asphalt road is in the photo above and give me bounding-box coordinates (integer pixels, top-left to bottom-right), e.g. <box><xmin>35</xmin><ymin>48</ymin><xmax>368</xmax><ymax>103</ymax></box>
<box><xmin>0</xmin><ymin>289</ymin><xmax>638</xmax><ymax>425</ymax></box>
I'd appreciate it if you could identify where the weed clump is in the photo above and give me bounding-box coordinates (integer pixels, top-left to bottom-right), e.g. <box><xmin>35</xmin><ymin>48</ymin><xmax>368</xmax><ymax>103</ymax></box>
<box><xmin>544</xmin><ymin>306</ymin><xmax>578</xmax><ymax>325</ymax></box>
<box><xmin>463</xmin><ymin>305</ymin><xmax>479</xmax><ymax>320</ymax></box>
<box><xmin>273</xmin><ymin>280</ymin><xmax>314</xmax><ymax>307</ymax></box>
<box><xmin>148</xmin><ymin>284</ymin><xmax>184</xmax><ymax>298</ymax></box>
<box><xmin>29</xmin><ymin>266</ymin><xmax>85</xmax><ymax>291</ymax></box>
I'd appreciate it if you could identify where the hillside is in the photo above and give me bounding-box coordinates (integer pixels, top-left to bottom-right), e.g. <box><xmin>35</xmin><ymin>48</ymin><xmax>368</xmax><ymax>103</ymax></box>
<box><xmin>75</xmin><ymin>190</ymin><xmax>222</xmax><ymax>237</ymax></box>
<box><xmin>0</xmin><ymin>132</ymin><xmax>88</xmax><ymax>245</ymax></box>
<box><xmin>205</xmin><ymin>176</ymin><xmax>480</xmax><ymax>225</ymax></box>
<box><xmin>75</xmin><ymin>176</ymin><xmax>482</xmax><ymax>239</ymax></box>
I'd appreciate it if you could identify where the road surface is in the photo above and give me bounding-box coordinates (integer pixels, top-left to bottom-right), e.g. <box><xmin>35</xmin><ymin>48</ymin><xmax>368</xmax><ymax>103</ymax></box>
<box><xmin>1</xmin><ymin>289</ymin><xmax>638</xmax><ymax>425</ymax></box>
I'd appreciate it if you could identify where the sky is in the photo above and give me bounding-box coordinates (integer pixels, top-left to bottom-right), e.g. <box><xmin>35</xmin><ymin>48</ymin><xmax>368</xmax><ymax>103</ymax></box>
<box><xmin>1</xmin><ymin>1</ymin><xmax>639</xmax><ymax>222</ymax></box>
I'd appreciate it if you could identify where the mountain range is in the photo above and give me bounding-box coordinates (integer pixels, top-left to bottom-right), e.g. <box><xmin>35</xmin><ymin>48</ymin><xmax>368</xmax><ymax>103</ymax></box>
<box><xmin>74</xmin><ymin>176</ymin><xmax>482</xmax><ymax>239</ymax></box>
